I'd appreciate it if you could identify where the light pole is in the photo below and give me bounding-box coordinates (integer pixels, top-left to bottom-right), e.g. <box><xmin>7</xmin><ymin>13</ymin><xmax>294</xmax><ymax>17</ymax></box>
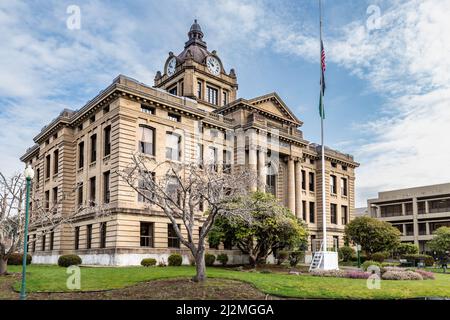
<box><xmin>356</xmin><ymin>244</ymin><xmax>362</xmax><ymax>269</ymax></box>
<box><xmin>20</xmin><ymin>165</ymin><xmax>34</xmax><ymax>300</ymax></box>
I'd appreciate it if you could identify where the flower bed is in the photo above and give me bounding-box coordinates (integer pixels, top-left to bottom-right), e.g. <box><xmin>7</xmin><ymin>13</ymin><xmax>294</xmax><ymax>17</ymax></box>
<box><xmin>311</xmin><ymin>266</ymin><xmax>435</xmax><ymax>281</ymax></box>
<box><xmin>311</xmin><ymin>269</ymin><xmax>371</xmax><ymax>279</ymax></box>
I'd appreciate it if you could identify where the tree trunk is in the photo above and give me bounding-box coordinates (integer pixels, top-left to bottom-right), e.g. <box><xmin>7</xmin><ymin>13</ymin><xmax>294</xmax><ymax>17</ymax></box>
<box><xmin>192</xmin><ymin>250</ymin><xmax>207</xmax><ymax>282</ymax></box>
<box><xmin>0</xmin><ymin>258</ymin><xmax>7</xmax><ymax>276</ymax></box>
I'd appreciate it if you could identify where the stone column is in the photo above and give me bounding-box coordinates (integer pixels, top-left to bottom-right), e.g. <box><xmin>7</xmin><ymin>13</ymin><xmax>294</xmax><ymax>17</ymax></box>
<box><xmin>295</xmin><ymin>160</ymin><xmax>302</xmax><ymax>219</ymax></box>
<box><xmin>248</xmin><ymin>130</ymin><xmax>257</xmax><ymax>192</ymax></box>
<box><xmin>257</xmin><ymin>148</ymin><xmax>266</xmax><ymax>192</ymax></box>
<box><xmin>426</xmin><ymin>222</ymin><xmax>430</xmax><ymax>235</ymax></box>
<box><xmin>287</xmin><ymin>157</ymin><xmax>296</xmax><ymax>214</ymax></box>
<box><xmin>401</xmin><ymin>203</ymin><xmax>406</xmax><ymax>216</ymax></box>
<box><xmin>425</xmin><ymin>200</ymin><xmax>429</xmax><ymax>214</ymax></box>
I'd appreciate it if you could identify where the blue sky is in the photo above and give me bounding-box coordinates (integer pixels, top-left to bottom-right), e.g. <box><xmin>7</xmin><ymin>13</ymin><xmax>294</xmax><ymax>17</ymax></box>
<box><xmin>1</xmin><ymin>0</ymin><xmax>450</xmax><ymax>207</ymax></box>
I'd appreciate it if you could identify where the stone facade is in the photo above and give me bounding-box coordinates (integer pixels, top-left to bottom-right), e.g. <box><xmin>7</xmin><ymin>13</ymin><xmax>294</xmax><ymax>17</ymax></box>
<box><xmin>21</xmin><ymin>21</ymin><xmax>359</xmax><ymax>265</ymax></box>
<box><xmin>368</xmin><ymin>183</ymin><xmax>450</xmax><ymax>253</ymax></box>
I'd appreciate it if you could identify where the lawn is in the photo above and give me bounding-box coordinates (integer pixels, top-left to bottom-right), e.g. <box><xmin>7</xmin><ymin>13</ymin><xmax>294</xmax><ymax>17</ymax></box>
<box><xmin>3</xmin><ymin>265</ymin><xmax>450</xmax><ymax>299</ymax></box>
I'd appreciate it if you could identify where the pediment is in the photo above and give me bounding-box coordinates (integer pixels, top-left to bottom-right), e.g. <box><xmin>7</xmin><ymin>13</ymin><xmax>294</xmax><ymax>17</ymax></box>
<box><xmin>248</xmin><ymin>93</ymin><xmax>301</xmax><ymax>125</ymax></box>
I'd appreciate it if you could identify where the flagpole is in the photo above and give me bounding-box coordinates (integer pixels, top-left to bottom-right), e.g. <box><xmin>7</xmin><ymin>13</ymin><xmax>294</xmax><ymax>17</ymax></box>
<box><xmin>319</xmin><ymin>0</ymin><xmax>327</xmax><ymax>253</ymax></box>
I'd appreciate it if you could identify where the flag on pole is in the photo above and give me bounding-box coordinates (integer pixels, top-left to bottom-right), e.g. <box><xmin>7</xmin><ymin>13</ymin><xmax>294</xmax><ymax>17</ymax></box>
<box><xmin>319</xmin><ymin>39</ymin><xmax>326</xmax><ymax>119</ymax></box>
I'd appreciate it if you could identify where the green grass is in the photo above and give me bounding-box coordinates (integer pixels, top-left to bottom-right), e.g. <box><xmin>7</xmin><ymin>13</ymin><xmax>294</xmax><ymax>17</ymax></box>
<box><xmin>4</xmin><ymin>265</ymin><xmax>450</xmax><ymax>299</ymax></box>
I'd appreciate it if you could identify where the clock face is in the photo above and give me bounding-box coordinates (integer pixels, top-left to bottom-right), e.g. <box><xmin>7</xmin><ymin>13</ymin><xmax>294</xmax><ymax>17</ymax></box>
<box><xmin>206</xmin><ymin>56</ymin><xmax>221</xmax><ymax>76</ymax></box>
<box><xmin>167</xmin><ymin>57</ymin><xmax>177</xmax><ymax>76</ymax></box>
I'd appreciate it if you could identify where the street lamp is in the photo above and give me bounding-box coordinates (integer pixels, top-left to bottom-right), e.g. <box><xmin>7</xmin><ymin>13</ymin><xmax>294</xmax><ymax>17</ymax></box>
<box><xmin>356</xmin><ymin>244</ymin><xmax>362</xmax><ymax>269</ymax></box>
<box><xmin>20</xmin><ymin>165</ymin><xmax>34</xmax><ymax>300</ymax></box>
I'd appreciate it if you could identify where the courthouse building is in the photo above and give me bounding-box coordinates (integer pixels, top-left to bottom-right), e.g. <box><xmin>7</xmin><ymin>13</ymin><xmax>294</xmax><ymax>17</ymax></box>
<box><xmin>368</xmin><ymin>183</ymin><xmax>450</xmax><ymax>253</ymax></box>
<box><xmin>21</xmin><ymin>21</ymin><xmax>359</xmax><ymax>265</ymax></box>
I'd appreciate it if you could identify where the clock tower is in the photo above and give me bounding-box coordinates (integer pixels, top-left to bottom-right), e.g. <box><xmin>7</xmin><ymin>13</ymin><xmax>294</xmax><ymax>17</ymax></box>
<box><xmin>154</xmin><ymin>20</ymin><xmax>238</xmax><ymax>112</ymax></box>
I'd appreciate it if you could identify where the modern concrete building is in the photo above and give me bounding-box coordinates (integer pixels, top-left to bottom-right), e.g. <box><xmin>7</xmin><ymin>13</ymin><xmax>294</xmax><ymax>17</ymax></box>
<box><xmin>21</xmin><ymin>20</ymin><xmax>359</xmax><ymax>265</ymax></box>
<box><xmin>368</xmin><ymin>183</ymin><xmax>450</xmax><ymax>253</ymax></box>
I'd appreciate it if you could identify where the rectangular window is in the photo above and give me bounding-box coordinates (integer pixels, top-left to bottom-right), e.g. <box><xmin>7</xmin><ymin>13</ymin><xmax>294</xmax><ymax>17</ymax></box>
<box><xmin>301</xmin><ymin>170</ymin><xmax>306</xmax><ymax>190</ymax></box>
<box><xmin>86</xmin><ymin>224</ymin><xmax>92</xmax><ymax>249</ymax></box>
<box><xmin>309</xmin><ymin>202</ymin><xmax>315</xmax><ymax>223</ymax></box>
<box><xmin>198</xmin><ymin>195</ymin><xmax>204</xmax><ymax>212</ymax></box>
<box><xmin>302</xmin><ymin>201</ymin><xmax>307</xmax><ymax>221</ymax></box>
<box><xmin>169</xmin><ymin>86</ymin><xmax>177</xmax><ymax>95</ymax></box>
<box><xmin>166</xmin><ymin>132</ymin><xmax>181</xmax><ymax>161</ymax></box>
<box><xmin>224</xmin><ymin>238</ymin><xmax>233</xmax><ymax>250</ymax></box>
<box><xmin>207</xmin><ymin>86</ymin><xmax>218</xmax><ymax>105</ymax></box>
<box><xmin>89</xmin><ymin>176</ymin><xmax>96</xmax><ymax>206</ymax></box>
<box><xmin>45</xmin><ymin>154</ymin><xmax>51</xmax><ymax>178</ymax></box>
<box><xmin>405</xmin><ymin>223</ymin><xmax>414</xmax><ymax>236</ymax></box>
<box><xmin>141</xmin><ymin>104</ymin><xmax>155</xmax><ymax>114</ymax></box>
<box><xmin>380</xmin><ymin>204</ymin><xmax>403</xmax><ymax>217</ymax></box>
<box><xmin>341</xmin><ymin>205</ymin><xmax>348</xmax><ymax>225</ymax></box>
<box><xmin>138</xmin><ymin>172</ymin><xmax>155</xmax><ymax>203</ymax></box>
<box><xmin>266</xmin><ymin>174</ymin><xmax>276</xmax><ymax>195</ymax></box>
<box><xmin>140</xmin><ymin>222</ymin><xmax>154</xmax><ymax>247</ymax></box>
<box><xmin>41</xmin><ymin>234</ymin><xmax>46</xmax><ymax>251</ymax></box>
<box><xmin>36</xmin><ymin>169</ymin><xmax>40</xmax><ymax>185</ymax></box>
<box><xmin>45</xmin><ymin>190</ymin><xmax>50</xmax><ymax>210</ymax></box>
<box><xmin>100</xmin><ymin>222</ymin><xmax>107</xmax><ymax>248</ymax></box>
<box><xmin>77</xmin><ymin>183</ymin><xmax>83</xmax><ymax>207</ymax></box>
<box><xmin>309</xmin><ymin>172</ymin><xmax>315</xmax><ymax>192</ymax></box>
<box><xmin>197</xmin><ymin>81</ymin><xmax>202</xmax><ymax>99</ymax></box>
<box><xmin>168</xmin><ymin>224</ymin><xmax>180</xmax><ymax>248</ymax></box>
<box><xmin>90</xmin><ymin>115</ymin><xmax>95</xmax><ymax>124</ymax></box>
<box><xmin>341</xmin><ymin>177</ymin><xmax>348</xmax><ymax>196</ymax></box>
<box><xmin>207</xmin><ymin>146</ymin><xmax>218</xmax><ymax>171</ymax></box>
<box><xmin>311</xmin><ymin>235</ymin><xmax>316</xmax><ymax>252</ymax></box>
<box><xmin>138</xmin><ymin>125</ymin><xmax>155</xmax><ymax>156</ymax></box>
<box><xmin>103</xmin><ymin>171</ymin><xmax>110</xmax><ymax>204</ymax></box>
<box><xmin>223</xmin><ymin>150</ymin><xmax>232</xmax><ymax>173</ymax></box>
<box><xmin>52</xmin><ymin>187</ymin><xmax>58</xmax><ymax>211</ymax></box>
<box><xmin>331</xmin><ymin>203</ymin><xmax>337</xmax><ymax>224</ymax></box>
<box><xmin>330</xmin><ymin>175</ymin><xmax>337</xmax><ymax>194</ymax></box>
<box><xmin>90</xmin><ymin>134</ymin><xmax>97</xmax><ymax>163</ymax></box>
<box><xmin>333</xmin><ymin>236</ymin><xmax>339</xmax><ymax>251</ymax></box>
<box><xmin>222</xmin><ymin>91</ymin><xmax>227</xmax><ymax>105</ymax></box>
<box><xmin>78</xmin><ymin>141</ymin><xmax>85</xmax><ymax>169</ymax></box>
<box><xmin>53</xmin><ymin>150</ymin><xmax>59</xmax><ymax>174</ymax></box>
<box><xmin>104</xmin><ymin>125</ymin><xmax>111</xmax><ymax>157</ymax></box>
<box><xmin>49</xmin><ymin>230</ymin><xmax>54</xmax><ymax>251</ymax></box>
<box><xmin>196</xmin><ymin>143</ymin><xmax>204</xmax><ymax>166</ymax></box>
<box><xmin>168</xmin><ymin>112</ymin><xmax>181</xmax><ymax>122</ymax></box>
<box><xmin>32</xmin><ymin>234</ymin><xmax>36</xmax><ymax>252</ymax></box>
<box><xmin>74</xmin><ymin>227</ymin><xmax>80</xmax><ymax>250</ymax></box>
<box><xmin>419</xmin><ymin>223</ymin><xmax>427</xmax><ymax>235</ymax></box>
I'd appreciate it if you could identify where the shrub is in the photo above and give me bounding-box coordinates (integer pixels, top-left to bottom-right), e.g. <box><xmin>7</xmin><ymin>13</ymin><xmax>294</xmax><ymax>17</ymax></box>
<box><xmin>7</xmin><ymin>253</ymin><xmax>32</xmax><ymax>265</ymax></box>
<box><xmin>205</xmin><ymin>253</ymin><xmax>216</xmax><ymax>266</ymax></box>
<box><xmin>394</xmin><ymin>243</ymin><xmax>419</xmax><ymax>256</ymax></box>
<box><xmin>141</xmin><ymin>258</ymin><xmax>157</xmax><ymax>267</ymax></box>
<box><xmin>362</xmin><ymin>260</ymin><xmax>381</xmax><ymax>271</ymax></box>
<box><xmin>217</xmin><ymin>253</ymin><xmax>228</xmax><ymax>266</ymax></box>
<box><xmin>351</xmin><ymin>253</ymin><xmax>367</xmax><ymax>263</ymax></box>
<box><xmin>382</xmin><ymin>270</ymin><xmax>423</xmax><ymax>280</ymax></box>
<box><xmin>381</xmin><ymin>262</ymin><xmax>400</xmax><ymax>267</ymax></box>
<box><xmin>338</xmin><ymin>246</ymin><xmax>355</xmax><ymax>262</ymax></box>
<box><xmin>168</xmin><ymin>254</ymin><xmax>182</xmax><ymax>266</ymax></box>
<box><xmin>58</xmin><ymin>254</ymin><xmax>82</xmax><ymax>267</ymax></box>
<box><xmin>288</xmin><ymin>250</ymin><xmax>304</xmax><ymax>267</ymax></box>
<box><xmin>402</xmin><ymin>254</ymin><xmax>434</xmax><ymax>267</ymax></box>
<box><xmin>414</xmin><ymin>269</ymin><xmax>435</xmax><ymax>280</ymax></box>
<box><xmin>310</xmin><ymin>269</ymin><xmax>347</xmax><ymax>278</ymax></box>
<box><xmin>370</xmin><ymin>252</ymin><xmax>389</xmax><ymax>263</ymax></box>
<box><xmin>276</xmin><ymin>250</ymin><xmax>289</xmax><ymax>265</ymax></box>
<box><xmin>345</xmin><ymin>270</ymin><xmax>371</xmax><ymax>279</ymax></box>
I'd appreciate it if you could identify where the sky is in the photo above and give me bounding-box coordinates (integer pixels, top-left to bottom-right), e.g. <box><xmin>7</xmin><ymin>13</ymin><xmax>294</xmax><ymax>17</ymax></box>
<box><xmin>1</xmin><ymin>0</ymin><xmax>450</xmax><ymax>207</ymax></box>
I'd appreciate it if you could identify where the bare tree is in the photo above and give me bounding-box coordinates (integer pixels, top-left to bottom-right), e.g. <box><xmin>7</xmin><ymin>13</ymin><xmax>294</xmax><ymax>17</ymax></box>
<box><xmin>0</xmin><ymin>172</ymin><xmax>110</xmax><ymax>275</ymax></box>
<box><xmin>119</xmin><ymin>154</ymin><xmax>255</xmax><ymax>282</ymax></box>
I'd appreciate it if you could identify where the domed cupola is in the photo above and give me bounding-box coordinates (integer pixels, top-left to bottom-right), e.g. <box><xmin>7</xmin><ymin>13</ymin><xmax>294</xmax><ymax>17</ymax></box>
<box><xmin>177</xmin><ymin>19</ymin><xmax>210</xmax><ymax>65</ymax></box>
